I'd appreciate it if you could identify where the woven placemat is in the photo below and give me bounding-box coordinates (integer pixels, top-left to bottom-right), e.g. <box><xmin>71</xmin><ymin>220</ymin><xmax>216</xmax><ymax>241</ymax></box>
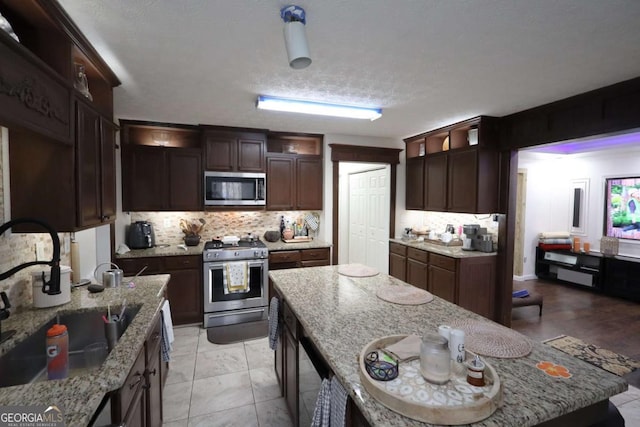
<box><xmin>449</xmin><ymin>318</ymin><xmax>532</xmax><ymax>358</ymax></box>
<box><xmin>338</xmin><ymin>263</ymin><xmax>380</xmax><ymax>277</ymax></box>
<box><xmin>376</xmin><ymin>284</ymin><xmax>433</xmax><ymax>305</ymax></box>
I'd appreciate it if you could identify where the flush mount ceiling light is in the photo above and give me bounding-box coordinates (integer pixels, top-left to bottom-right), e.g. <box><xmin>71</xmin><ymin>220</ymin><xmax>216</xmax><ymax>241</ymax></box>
<box><xmin>256</xmin><ymin>95</ymin><xmax>382</xmax><ymax>121</ymax></box>
<box><xmin>281</xmin><ymin>5</ymin><xmax>311</xmax><ymax>69</ymax></box>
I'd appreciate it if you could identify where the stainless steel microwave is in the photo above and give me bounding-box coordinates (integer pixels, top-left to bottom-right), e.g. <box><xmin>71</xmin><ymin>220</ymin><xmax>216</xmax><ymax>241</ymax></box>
<box><xmin>204</xmin><ymin>171</ymin><xmax>266</xmax><ymax>206</ymax></box>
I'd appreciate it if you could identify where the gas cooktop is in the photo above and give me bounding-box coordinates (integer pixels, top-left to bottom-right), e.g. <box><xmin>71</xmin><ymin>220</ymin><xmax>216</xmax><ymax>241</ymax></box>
<box><xmin>202</xmin><ymin>237</ymin><xmax>268</xmax><ymax>261</ymax></box>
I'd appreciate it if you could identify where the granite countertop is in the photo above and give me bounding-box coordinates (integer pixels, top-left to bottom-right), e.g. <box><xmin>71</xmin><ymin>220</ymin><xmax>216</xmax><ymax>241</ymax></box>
<box><xmin>115</xmin><ymin>243</ymin><xmax>205</xmax><ymax>259</ymax></box>
<box><xmin>390</xmin><ymin>238</ymin><xmax>496</xmax><ymax>258</ymax></box>
<box><xmin>264</xmin><ymin>239</ymin><xmax>332</xmax><ymax>251</ymax></box>
<box><xmin>270</xmin><ymin>266</ymin><xmax>627</xmax><ymax>426</ymax></box>
<box><xmin>0</xmin><ymin>275</ymin><xmax>169</xmax><ymax>426</ymax></box>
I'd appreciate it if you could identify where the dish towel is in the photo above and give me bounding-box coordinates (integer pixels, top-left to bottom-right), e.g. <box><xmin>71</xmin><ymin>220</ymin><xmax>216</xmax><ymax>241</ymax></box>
<box><xmin>224</xmin><ymin>261</ymin><xmax>249</xmax><ymax>294</ymax></box>
<box><xmin>311</xmin><ymin>378</ymin><xmax>331</xmax><ymax>427</ymax></box>
<box><xmin>268</xmin><ymin>297</ymin><xmax>279</xmax><ymax>350</ymax></box>
<box><xmin>311</xmin><ymin>376</ymin><xmax>348</xmax><ymax>427</ymax></box>
<box><xmin>160</xmin><ymin>299</ymin><xmax>174</xmax><ymax>362</ymax></box>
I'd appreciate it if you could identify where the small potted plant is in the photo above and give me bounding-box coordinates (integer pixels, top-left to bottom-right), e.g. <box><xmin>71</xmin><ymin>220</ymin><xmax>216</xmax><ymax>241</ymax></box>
<box><xmin>180</xmin><ymin>218</ymin><xmax>206</xmax><ymax>246</ymax></box>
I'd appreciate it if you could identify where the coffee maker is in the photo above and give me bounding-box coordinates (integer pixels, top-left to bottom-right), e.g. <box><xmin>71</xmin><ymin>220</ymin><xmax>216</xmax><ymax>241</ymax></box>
<box><xmin>462</xmin><ymin>224</ymin><xmax>480</xmax><ymax>250</ymax></box>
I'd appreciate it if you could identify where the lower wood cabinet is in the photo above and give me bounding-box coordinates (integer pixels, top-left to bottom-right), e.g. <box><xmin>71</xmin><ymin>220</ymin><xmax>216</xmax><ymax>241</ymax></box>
<box><xmin>389</xmin><ymin>242</ymin><xmax>496</xmax><ymax>319</ymax></box>
<box><xmin>269</xmin><ymin>248</ymin><xmax>331</xmax><ymax>301</ymax></box>
<box><xmin>111</xmin><ymin>313</ymin><xmax>164</xmax><ymax>427</ymax></box>
<box><xmin>118</xmin><ymin>255</ymin><xmax>203</xmax><ymax>325</ymax></box>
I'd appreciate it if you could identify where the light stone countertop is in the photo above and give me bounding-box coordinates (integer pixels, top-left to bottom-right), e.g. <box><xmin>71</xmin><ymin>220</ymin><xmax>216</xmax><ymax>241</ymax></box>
<box><xmin>390</xmin><ymin>238</ymin><xmax>496</xmax><ymax>258</ymax></box>
<box><xmin>0</xmin><ymin>275</ymin><xmax>169</xmax><ymax>426</ymax></box>
<box><xmin>270</xmin><ymin>266</ymin><xmax>627</xmax><ymax>426</ymax></box>
<box><xmin>264</xmin><ymin>239</ymin><xmax>332</xmax><ymax>251</ymax></box>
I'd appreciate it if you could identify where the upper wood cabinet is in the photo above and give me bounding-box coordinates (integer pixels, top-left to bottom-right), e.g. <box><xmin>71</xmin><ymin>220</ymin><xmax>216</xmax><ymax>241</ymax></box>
<box><xmin>120</xmin><ymin>120</ymin><xmax>202</xmax><ymax>212</ymax></box>
<box><xmin>202</xmin><ymin>128</ymin><xmax>266</xmax><ymax>172</ymax></box>
<box><xmin>266</xmin><ymin>132</ymin><xmax>323</xmax><ymax>211</ymax></box>
<box><xmin>404</xmin><ymin>116</ymin><xmax>501</xmax><ymax>214</ymax></box>
<box><xmin>76</xmin><ymin>98</ymin><xmax>117</xmax><ymax>227</ymax></box>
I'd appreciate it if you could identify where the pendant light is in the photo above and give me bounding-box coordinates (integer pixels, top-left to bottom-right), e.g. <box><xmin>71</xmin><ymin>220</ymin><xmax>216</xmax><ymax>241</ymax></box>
<box><xmin>281</xmin><ymin>5</ymin><xmax>311</xmax><ymax>69</ymax></box>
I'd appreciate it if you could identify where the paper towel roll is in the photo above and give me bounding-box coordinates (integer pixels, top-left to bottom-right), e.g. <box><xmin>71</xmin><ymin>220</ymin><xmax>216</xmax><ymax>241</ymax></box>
<box><xmin>450</xmin><ymin>329</ymin><xmax>465</xmax><ymax>362</ymax></box>
<box><xmin>70</xmin><ymin>241</ymin><xmax>80</xmax><ymax>283</ymax></box>
<box><xmin>438</xmin><ymin>325</ymin><xmax>452</xmax><ymax>342</ymax></box>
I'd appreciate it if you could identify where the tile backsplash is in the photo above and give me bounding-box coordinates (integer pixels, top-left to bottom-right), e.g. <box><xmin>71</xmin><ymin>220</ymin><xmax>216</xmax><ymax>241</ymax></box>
<box><xmin>129</xmin><ymin>211</ymin><xmax>319</xmax><ymax>244</ymax></box>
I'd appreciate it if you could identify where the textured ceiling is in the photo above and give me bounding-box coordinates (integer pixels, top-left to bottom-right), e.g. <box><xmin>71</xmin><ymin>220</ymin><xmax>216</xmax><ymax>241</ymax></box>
<box><xmin>58</xmin><ymin>0</ymin><xmax>640</xmax><ymax>140</ymax></box>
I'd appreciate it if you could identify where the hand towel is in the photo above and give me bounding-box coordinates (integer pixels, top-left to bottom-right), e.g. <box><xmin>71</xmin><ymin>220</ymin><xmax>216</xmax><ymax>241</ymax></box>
<box><xmin>160</xmin><ymin>299</ymin><xmax>174</xmax><ymax>362</ymax></box>
<box><xmin>311</xmin><ymin>378</ymin><xmax>331</xmax><ymax>427</ymax></box>
<box><xmin>538</xmin><ymin>238</ymin><xmax>573</xmax><ymax>245</ymax></box>
<box><xmin>538</xmin><ymin>231</ymin><xmax>571</xmax><ymax>239</ymax></box>
<box><xmin>329</xmin><ymin>376</ymin><xmax>348</xmax><ymax>427</ymax></box>
<box><xmin>268</xmin><ymin>297</ymin><xmax>279</xmax><ymax>351</ymax></box>
<box><xmin>224</xmin><ymin>261</ymin><xmax>249</xmax><ymax>294</ymax></box>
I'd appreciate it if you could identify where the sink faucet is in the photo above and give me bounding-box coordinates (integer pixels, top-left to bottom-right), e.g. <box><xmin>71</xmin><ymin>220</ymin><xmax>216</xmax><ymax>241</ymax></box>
<box><xmin>0</xmin><ymin>218</ymin><xmax>62</xmax><ymax>343</ymax></box>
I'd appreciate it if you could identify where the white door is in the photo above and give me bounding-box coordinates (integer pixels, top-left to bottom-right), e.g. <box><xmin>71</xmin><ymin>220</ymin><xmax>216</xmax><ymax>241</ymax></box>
<box><xmin>348</xmin><ymin>167</ymin><xmax>390</xmax><ymax>272</ymax></box>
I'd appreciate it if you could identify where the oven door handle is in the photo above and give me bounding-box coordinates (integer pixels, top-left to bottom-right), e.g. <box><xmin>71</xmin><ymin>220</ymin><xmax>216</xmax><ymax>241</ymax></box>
<box><xmin>206</xmin><ymin>308</ymin><xmax>265</xmax><ymax>319</ymax></box>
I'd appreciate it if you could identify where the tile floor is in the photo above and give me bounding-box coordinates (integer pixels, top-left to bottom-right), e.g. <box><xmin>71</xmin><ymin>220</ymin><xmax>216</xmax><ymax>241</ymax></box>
<box><xmin>162</xmin><ymin>325</ymin><xmax>321</xmax><ymax>427</ymax></box>
<box><xmin>163</xmin><ymin>325</ymin><xmax>640</xmax><ymax>426</ymax></box>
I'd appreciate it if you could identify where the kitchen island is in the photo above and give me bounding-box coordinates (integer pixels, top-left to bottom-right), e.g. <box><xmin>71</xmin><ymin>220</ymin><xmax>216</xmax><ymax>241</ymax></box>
<box><xmin>270</xmin><ymin>265</ymin><xmax>627</xmax><ymax>426</ymax></box>
<box><xmin>0</xmin><ymin>275</ymin><xmax>169</xmax><ymax>426</ymax></box>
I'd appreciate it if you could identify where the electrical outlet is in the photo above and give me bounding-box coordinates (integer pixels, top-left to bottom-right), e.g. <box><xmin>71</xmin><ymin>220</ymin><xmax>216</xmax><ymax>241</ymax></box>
<box><xmin>35</xmin><ymin>242</ymin><xmax>45</xmax><ymax>260</ymax></box>
<box><xmin>163</xmin><ymin>218</ymin><xmax>172</xmax><ymax>228</ymax></box>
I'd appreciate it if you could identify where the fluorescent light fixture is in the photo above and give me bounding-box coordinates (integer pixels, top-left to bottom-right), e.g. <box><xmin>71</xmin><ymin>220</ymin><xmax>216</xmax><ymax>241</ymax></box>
<box><xmin>256</xmin><ymin>96</ymin><xmax>382</xmax><ymax>121</ymax></box>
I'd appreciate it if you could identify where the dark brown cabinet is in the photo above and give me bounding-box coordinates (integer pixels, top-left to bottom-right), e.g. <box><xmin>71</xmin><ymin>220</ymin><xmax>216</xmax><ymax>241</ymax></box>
<box><xmin>268</xmin><ymin>248</ymin><xmax>330</xmax><ymax>299</ymax></box>
<box><xmin>76</xmin><ymin>99</ymin><xmax>117</xmax><ymax>227</ymax></box>
<box><xmin>404</xmin><ymin>116</ymin><xmax>500</xmax><ymax>214</ymax></box>
<box><xmin>266</xmin><ymin>155</ymin><xmax>323</xmax><ymax>211</ymax></box>
<box><xmin>389</xmin><ymin>242</ymin><xmax>497</xmax><ymax>319</ymax></box>
<box><xmin>203</xmin><ymin>129</ymin><xmax>266</xmax><ymax>172</ymax></box>
<box><xmin>119</xmin><ymin>255</ymin><xmax>203</xmax><ymax>325</ymax></box>
<box><xmin>122</xmin><ymin>145</ymin><xmax>202</xmax><ymax>212</ymax></box>
<box><xmin>405</xmin><ymin>156</ymin><xmax>424</xmax><ymax>210</ymax></box>
<box><xmin>112</xmin><ymin>313</ymin><xmax>164</xmax><ymax>427</ymax></box>
<box><xmin>266</xmin><ymin>132</ymin><xmax>323</xmax><ymax>211</ymax></box>
<box><xmin>120</xmin><ymin>120</ymin><xmax>203</xmax><ymax>212</ymax></box>
<box><xmin>389</xmin><ymin>242</ymin><xmax>407</xmax><ymax>282</ymax></box>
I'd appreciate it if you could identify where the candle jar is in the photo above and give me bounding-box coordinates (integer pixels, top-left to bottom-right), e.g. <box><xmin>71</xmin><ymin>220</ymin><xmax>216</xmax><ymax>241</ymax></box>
<box><xmin>466</xmin><ymin>355</ymin><xmax>486</xmax><ymax>387</ymax></box>
<box><xmin>420</xmin><ymin>333</ymin><xmax>451</xmax><ymax>384</ymax></box>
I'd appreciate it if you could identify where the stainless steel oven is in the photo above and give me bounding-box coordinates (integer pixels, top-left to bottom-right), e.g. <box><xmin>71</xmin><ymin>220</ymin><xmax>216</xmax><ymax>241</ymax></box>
<box><xmin>202</xmin><ymin>238</ymin><xmax>269</xmax><ymax>330</ymax></box>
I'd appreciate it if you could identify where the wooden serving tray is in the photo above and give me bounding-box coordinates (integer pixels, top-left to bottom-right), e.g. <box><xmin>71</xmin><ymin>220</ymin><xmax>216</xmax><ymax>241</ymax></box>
<box><xmin>359</xmin><ymin>335</ymin><xmax>503</xmax><ymax>425</ymax></box>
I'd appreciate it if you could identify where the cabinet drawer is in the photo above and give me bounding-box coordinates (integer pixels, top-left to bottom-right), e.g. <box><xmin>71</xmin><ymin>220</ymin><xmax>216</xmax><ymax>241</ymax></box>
<box><xmin>164</xmin><ymin>255</ymin><xmax>200</xmax><ymax>270</ymax></box>
<box><xmin>282</xmin><ymin>301</ymin><xmax>298</xmax><ymax>340</ymax></box>
<box><xmin>270</xmin><ymin>251</ymin><xmax>302</xmax><ymax>264</ymax></box>
<box><xmin>389</xmin><ymin>242</ymin><xmax>407</xmax><ymax>256</ymax></box>
<box><xmin>407</xmin><ymin>247</ymin><xmax>428</xmax><ymax>263</ymax></box>
<box><xmin>300</xmin><ymin>260</ymin><xmax>330</xmax><ymax>268</ymax></box>
<box><xmin>116</xmin><ymin>347</ymin><xmax>146</xmax><ymax>421</ymax></box>
<box><xmin>118</xmin><ymin>257</ymin><xmax>163</xmax><ymax>275</ymax></box>
<box><xmin>145</xmin><ymin>314</ymin><xmax>162</xmax><ymax>365</ymax></box>
<box><xmin>429</xmin><ymin>253</ymin><xmax>456</xmax><ymax>271</ymax></box>
<box><xmin>300</xmin><ymin>248</ymin><xmax>330</xmax><ymax>261</ymax></box>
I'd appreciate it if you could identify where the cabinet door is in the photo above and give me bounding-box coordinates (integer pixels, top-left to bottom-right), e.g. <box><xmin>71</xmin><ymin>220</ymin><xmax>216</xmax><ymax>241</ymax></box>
<box><xmin>122</xmin><ymin>386</ymin><xmax>146</xmax><ymax>427</ymax></box>
<box><xmin>204</xmin><ymin>133</ymin><xmax>236</xmax><ymax>171</ymax></box>
<box><xmin>266</xmin><ymin>156</ymin><xmax>296</xmax><ymax>210</ymax></box>
<box><xmin>76</xmin><ymin>101</ymin><xmax>101</xmax><ymax>227</ymax></box>
<box><xmin>167</xmin><ymin>148</ymin><xmax>202</xmax><ymax>211</ymax></box>
<box><xmin>146</xmin><ymin>343</ymin><xmax>163</xmax><ymax>427</ymax></box>
<box><xmin>407</xmin><ymin>259</ymin><xmax>428</xmax><ymax>290</ymax></box>
<box><xmin>428</xmin><ymin>265</ymin><xmax>456</xmax><ymax>303</ymax></box>
<box><xmin>238</xmin><ymin>135</ymin><xmax>266</xmax><ymax>172</ymax></box>
<box><xmin>457</xmin><ymin>257</ymin><xmax>496</xmax><ymax>319</ymax></box>
<box><xmin>166</xmin><ymin>268</ymin><xmax>202</xmax><ymax>325</ymax></box>
<box><xmin>284</xmin><ymin>329</ymin><xmax>298</xmax><ymax>425</ymax></box>
<box><xmin>406</xmin><ymin>157</ymin><xmax>424</xmax><ymax>210</ymax></box>
<box><xmin>275</xmin><ymin>306</ymin><xmax>285</xmax><ymax>395</ymax></box>
<box><xmin>122</xmin><ymin>146</ymin><xmax>167</xmax><ymax>211</ymax></box>
<box><xmin>389</xmin><ymin>253</ymin><xmax>406</xmax><ymax>281</ymax></box>
<box><xmin>447</xmin><ymin>149</ymin><xmax>478</xmax><ymax>213</ymax></box>
<box><xmin>296</xmin><ymin>157</ymin><xmax>323</xmax><ymax>210</ymax></box>
<box><xmin>424</xmin><ymin>155</ymin><xmax>448</xmax><ymax>211</ymax></box>
<box><xmin>100</xmin><ymin>118</ymin><xmax>117</xmax><ymax>221</ymax></box>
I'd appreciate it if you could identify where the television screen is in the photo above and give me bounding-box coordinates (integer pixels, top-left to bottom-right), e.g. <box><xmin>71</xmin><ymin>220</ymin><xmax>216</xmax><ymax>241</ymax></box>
<box><xmin>604</xmin><ymin>176</ymin><xmax>640</xmax><ymax>240</ymax></box>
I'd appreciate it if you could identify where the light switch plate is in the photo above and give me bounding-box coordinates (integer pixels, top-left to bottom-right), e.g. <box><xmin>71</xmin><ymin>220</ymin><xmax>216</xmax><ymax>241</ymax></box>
<box><xmin>163</xmin><ymin>218</ymin><xmax>172</xmax><ymax>228</ymax></box>
<box><xmin>35</xmin><ymin>242</ymin><xmax>45</xmax><ymax>261</ymax></box>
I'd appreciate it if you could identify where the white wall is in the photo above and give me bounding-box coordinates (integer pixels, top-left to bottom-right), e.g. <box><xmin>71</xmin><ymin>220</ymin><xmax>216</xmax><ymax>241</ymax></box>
<box><xmin>518</xmin><ymin>147</ymin><xmax>640</xmax><ymax>279</ymax></box>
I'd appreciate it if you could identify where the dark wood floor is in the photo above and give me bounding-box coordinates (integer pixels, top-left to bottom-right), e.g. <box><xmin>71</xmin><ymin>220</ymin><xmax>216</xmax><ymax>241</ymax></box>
<box><xmin>511</xmin><ymin>278</ymin><xmax>640</xmax><ymax>361</ymax></box>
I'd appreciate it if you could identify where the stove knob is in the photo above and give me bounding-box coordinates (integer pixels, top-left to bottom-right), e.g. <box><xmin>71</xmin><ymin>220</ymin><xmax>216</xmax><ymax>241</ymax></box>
<box><xmin>234</xmin><ymin>251</ymin><xmax>240</xmax><ymax>257</ymax></box>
